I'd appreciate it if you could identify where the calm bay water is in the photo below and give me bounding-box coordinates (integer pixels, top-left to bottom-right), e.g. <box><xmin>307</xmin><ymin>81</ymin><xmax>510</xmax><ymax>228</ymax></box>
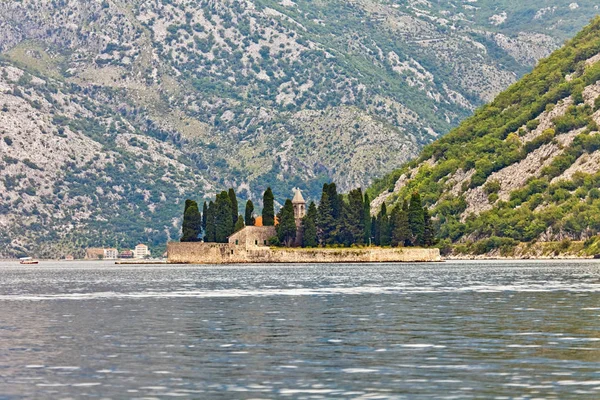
<box><xmin>0</xmin><ymin>260</ymin><xmax>599</xmax><ymax>399</ymax></box>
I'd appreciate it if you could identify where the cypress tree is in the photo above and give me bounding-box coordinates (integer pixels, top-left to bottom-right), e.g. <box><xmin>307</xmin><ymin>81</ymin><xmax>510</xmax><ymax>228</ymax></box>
<box><xmin>181</xmin><ymin>199</ymin><xmax>192</xmax><ymax>242</ymax></box>
<box><xmin>302</xmin><ymin>201</ymin><xmax>318</xmax><ymax>247</ymax></box>
<box><xmin>244</xmin><ymin>200</ymin><xmax>255</xmax><ymax>226</ymax></box>
<box><xmin>215</xmin><ymin>191</ymin><xmax>233</xmax><ymax>243</ymax></box>
<box><xmin>181</xmin><ymin>200</ymin><xmax>201</xmax><ymax>242</ymax></box>
<box><xmin>205</xmin><ymin>201</ymin><xmax>216</xmax><ymax>242</ymax></box>
<box><xmin>183</xmin><ymin>199</ymin><xmax>192</xmax><ymax>215</ymax></box>
<box><xmin>339</xmin><ymin>188</ymin><xmax>365</xmax><ymax>246</ymax></box>
<box><xmin>262</xmin><ymin>187</ymin><xmax>275</xmax><ymax>226</ymax></box>
<box><xmin>363</xmin><ymin>193</ymin><xmax>372</xmax><ymax>245</ymax></box>
<box><xmin>423</xmin><ymin>207</ymin><xmax>435</xmax><ymax>246</ymax></box>
<box><xmin>372</xmin><ymin>215</ymin><xmax>380</xmax><ymax>246</ymax></box>
<box><xmin>379</xmin><ymin>203</ymin><xmax>391</xmax><ymax>246</ymax></box>
<box><xmin>228</xmin><ymin>188</ymin><xmax>238</xmax><ymax>229</ymax></box>
<box><xmin>317</xmin><ymin>186</ymin><xmax>336</xmax><ymax>244</ymax></box>
<box><xmin>234</xmin><ymin>215</ymin><xmax>245</xmax><ymax>233</ymax></box>
<box><xmin>390</xmin><ymin>206</ymin><xmax>410</xmax><ymax>247</ymax></box>
<box><xmin>325</xmin><ymin>183</ymin><xmax>342</xmax><ymax>220</ymax></box>
<box><xmin>277</xmin><ymin>199</ymin><xmax>297</xmax><ymax>246</ymax></box>
<box><xmin>201</xmin><ymin>201</ymin><xmax>208</xmax><ymax>234</ymax></box>
<box><xmin>408</xmin><ymin>192</ymin><xmax>425</xmax><ymax>246</ymax></box>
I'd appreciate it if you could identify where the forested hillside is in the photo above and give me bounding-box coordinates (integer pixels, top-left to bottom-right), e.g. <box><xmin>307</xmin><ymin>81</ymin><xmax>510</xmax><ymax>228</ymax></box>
<box><xmin>0</xmin><ymin>0</ymin><xmax>598</xmax><ymax>257</ymax></box>
<box><xmin>369</xmin><ymin>17</ymin><xmax>600</xmax><ymax>257</ymax></box>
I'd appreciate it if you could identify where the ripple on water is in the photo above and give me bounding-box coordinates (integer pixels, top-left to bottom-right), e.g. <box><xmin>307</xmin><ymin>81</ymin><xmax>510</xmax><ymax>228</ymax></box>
<box><xmin>1</xmin><ymin>261</ymin><xmax>599</xmax><ymax>399</ymax></box>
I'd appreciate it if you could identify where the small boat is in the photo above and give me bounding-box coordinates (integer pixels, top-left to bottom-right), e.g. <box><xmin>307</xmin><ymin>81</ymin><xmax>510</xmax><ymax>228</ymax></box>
<box><xmin>19</xmin><ymin>257</ymin><xmax>39</xmax><ymax>265</ymax></box>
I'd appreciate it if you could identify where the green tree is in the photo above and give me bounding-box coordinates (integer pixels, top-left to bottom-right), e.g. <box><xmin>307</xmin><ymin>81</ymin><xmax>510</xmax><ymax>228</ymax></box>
<box><xmin>339</xmin><ymin>188</ymin><xmax>365</xmax><ymax>246</ymax></box>
<box><xmin>378</xmin><ymin>203</ymin><xmax>391</xmax><ymax>246</ymax></box>
<box><xmin>215</xmin><ymin>191</ymin><xmax>233</xmax><ymax>243</ymax></box>
<box><xmin>408</xmin><ymin>192</ymin><xmax>425</xmax><ymax>246</ymax></box>
<box><xmin>363</xmin><ymin>193</ymin><xmax>372</xmax><ymax>245</ymax></box>
<box><xmin>234</xmin><ymin>215</ymin><xmax>245</xmax><ymax>233</ymax></box>
<box><xmin>277</xmin><ymin>199</ymin><xmax>297</xmax><ymax>246</ymax></box>
<box><xmin>372</xmin><ymin>214</ymin><xmax>380</xmax><ymax>246</ymax></box>
<box><xmin>181</xmin><ymin>199</ymin><xmax>201</xmax><ymax>242</ymax></box>
<box><xmin>205</xmin><ymin>201</ymin><xmax>216</xmax><ymax>242</ymax></box>
<box><xmin>326</xmin><ymin>183</ymin><xmax>342</xmax><ymax>220</ymax></box>
<box><xmin>302</xmin><ymin>201</ymin><xmax>318</xmax><ymax>247</ymax></box>
<box><xmin>423</xmin><ymin>207</ymin><xmax>435</xmax><ymax>246</ymax></box>
<box><xmin>201</xmin><ymin>201</ymin><xmax>208</xmax><ymax>234</ymax></box>
<box><xmin>245</xmin><ymin>199</ymin><xmax>255</xmax><ymax>226</ymax></box>
<box><xmin>318</xmin><ymin>185</ymin><xmax>336</xmax><ymax>244</ymax></box>
<box><xmin>390</xmin><ymin>205</ymin><xmax>410</xmax><ymax>247</ymax></box>
<box><xmin>228</xmin><ymin>188</ymin><xmax>238</xmax><ymax>229</ymax></box>
<box><xmin>262</xmin><ymin>187</ymin><xmax>275</xmax><ymax>226</ymax></box>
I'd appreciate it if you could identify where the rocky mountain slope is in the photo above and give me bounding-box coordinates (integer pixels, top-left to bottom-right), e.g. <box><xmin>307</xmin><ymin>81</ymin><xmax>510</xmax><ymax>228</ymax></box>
<box><xmin>0</xmin><ymin>0</ymin><xmax>598</xmax><ymax>257</ymax></box>
<box><xmin>368</xmin><ymin>17</ymin><xmax>600</xmax><ymax>256</ymax></box>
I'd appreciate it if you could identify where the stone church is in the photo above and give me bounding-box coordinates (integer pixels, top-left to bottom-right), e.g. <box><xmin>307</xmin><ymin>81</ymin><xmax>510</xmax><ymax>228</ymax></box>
<box><xmin>228</xmin><ymin>188</ymin><xmax>306</xmax><ymax>248</ymax></box>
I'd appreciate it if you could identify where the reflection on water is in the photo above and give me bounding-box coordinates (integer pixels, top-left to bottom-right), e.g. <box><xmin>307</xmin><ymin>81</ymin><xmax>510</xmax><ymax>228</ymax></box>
<box><xmin>0</xmin><ymin>260</ymin><xmax>599</xmax><ymax>399</ymax></box>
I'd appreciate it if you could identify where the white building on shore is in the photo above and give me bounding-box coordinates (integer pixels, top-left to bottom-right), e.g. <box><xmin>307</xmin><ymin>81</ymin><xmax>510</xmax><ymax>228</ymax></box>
<box><xmin>134</xmin><ymin>244</ymin><xmax>151</xmax><ymax>259</ymax></box>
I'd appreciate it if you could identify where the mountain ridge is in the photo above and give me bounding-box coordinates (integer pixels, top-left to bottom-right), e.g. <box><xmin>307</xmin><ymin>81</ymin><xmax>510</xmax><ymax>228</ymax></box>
<box><xmin>368</xmin><ymin>16</ymin><xmax>600</xmax><ymax>256</ymax></box>
<box><xmin>1</xmin><ymin>1</ymin><xmax>599</xmax><ymax>257</ymax></box>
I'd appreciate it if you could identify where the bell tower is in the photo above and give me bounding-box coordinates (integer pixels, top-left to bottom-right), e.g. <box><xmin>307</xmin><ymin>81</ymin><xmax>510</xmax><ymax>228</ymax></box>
<box><xmin>292</xmin><ymin>188</ymin><xmax>306</xmax><ymax>246</ymax></box>
<box><xmin>292</xmin><ymin>188</ymin><xmax>306</xmax><ymax>226</ymax></box>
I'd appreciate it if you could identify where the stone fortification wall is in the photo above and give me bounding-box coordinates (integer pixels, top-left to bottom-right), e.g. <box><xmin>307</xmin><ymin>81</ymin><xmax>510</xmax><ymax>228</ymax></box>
<box><xmin>167</xmin><ymin>242</ymin><xmax>441</xmax><ymax>264</ymax></box>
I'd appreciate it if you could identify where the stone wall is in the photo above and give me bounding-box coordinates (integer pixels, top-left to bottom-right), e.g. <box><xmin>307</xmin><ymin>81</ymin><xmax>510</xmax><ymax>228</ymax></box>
<box><xmin>167</xmin><ymin>242</ymin><xmax>441</xmax><ymax>264</ymax></box>
<box><xmin>228</xmin><ymin>226</ymin><xmax>276</xmax><ymax>248</ymax></box>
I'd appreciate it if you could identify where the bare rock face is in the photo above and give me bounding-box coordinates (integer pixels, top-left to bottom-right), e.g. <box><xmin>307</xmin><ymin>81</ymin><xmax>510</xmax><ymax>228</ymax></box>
<box><xmin>0</xmin><ymin>65</ymin><xmax>206</xmax><ymax>258</ymax></box>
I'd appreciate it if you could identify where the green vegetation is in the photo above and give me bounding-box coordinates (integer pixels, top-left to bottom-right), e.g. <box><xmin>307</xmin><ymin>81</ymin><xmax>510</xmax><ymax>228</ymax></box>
<box><xmin>244</xmin><ymin>200</ymin><xmax>255</xmax><ymax>226</ymax></box>
<box><xmin>183</xmin><ymin>185</ymin><xmax>434</xmax><ymax>249</ymax></box>
<box><xmin>180</xmin><ymin>200</ymin><xmax>201</xmax><ymax>242</ymax></box>
<box><xmin>301</xmin><ymin>202</ymin><xmax>318</xmax><ymax>248</ymax></box>
<box><xmin>368</xmin><ymin>17</ymin><xmax>600</xmax><ymax>255</ymax></box>
<box><xmin>262</xmin><ymin>187</ymin><xmax>275</xmax><ymax>226</ymax></box>
<box><xmin>276</xmin><ymin>199</ymin><xmax>297</xmax><ymax>246</ymax></box>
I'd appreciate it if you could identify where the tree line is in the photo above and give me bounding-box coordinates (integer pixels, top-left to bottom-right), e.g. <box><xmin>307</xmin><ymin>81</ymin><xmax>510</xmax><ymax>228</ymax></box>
<box><xmin>181</xmin><ymin>183</ymin><xmax>435</xmax><ymax>247</ymax></box>
<box><xmin>296</xmin><ymin>184</ymin><xmax>434</xmax><ymax>248</ymax></box>
<box><xmin>181</xmin><ymin>187</ymin><xmax>275</xmax><ymax>243</ymax></box>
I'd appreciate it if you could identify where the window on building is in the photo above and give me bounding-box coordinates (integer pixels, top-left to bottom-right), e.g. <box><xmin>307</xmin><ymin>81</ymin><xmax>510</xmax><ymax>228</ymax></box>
<box><xmin>231</xmin><ymin>250</ymin><xmax>234</xmax><ymax>255</ymax></box>
<box><xmin>255</xmin><ymin>240</ymin><xmax>258</xmax><ymax>245</ymax></box>
<box><xmin>264</xmin><ymin>240</ymin><xmax>267</xmax><ymax>245</ymax></box>
<box><xmin>235</xmin><ymin>240</ymin><xmax>239</xmax><ymax>245</ymax></box>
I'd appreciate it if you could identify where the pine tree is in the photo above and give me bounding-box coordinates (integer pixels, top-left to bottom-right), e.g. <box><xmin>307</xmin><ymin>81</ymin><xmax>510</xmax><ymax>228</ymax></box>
<box><xmin>302</xmin><ymin>202</ymin><xmax>318</xmax><ymax>247</ymax></box>
<box><xmin>408</xmin><ymin>192</ymin><xmax>425</xmax><ymax>246</ymax></box>
<box><xmin>390</xmin><ymin>206</ymin><xmax>410</xmax><ymax>247</ymax></box>
<box><xmin>215</xmin><ymin>191</ymin><xmax>233</xmax><ymax>243</ymax></box>
<box><xmin>422</xmin><ymin>207</ymin><xmax>435</xmax><ymax>246</ymax></box>
<box><xmin>234</xmin><ymin>215</ymin><xmax>245</xmax><ymax>233</ymax></box>
<box><xmin>244</xmin><ymin>200</ymin><xmax>255</xmax><ymax>226</ymax></box>
<box><xmin>205</xmin><ymin>201</ymin><xmax>216</xmax><ymax>242</ymax></box>
<box><xmin>378</xmin><ymin>203</ymin><xmax>391</xmax><ymax>246</ymax></box>
<box><xmin>363</xmin><ymin>193</ymin><xmax>372</xmax><ymax>245</ymax></box>
<box><xmin>181</xmin><ymin>200</ymin><xmax>201</xmax><ymax>242</ymax></box>
<box><xmin>262</xmin><ymin>187</ymin><xmax>275</xmax><ymax>226</ymax></box>
<box><xmin>201</xmin><ymin>201</ymin><xmax>208</xmax><ymax>234</ymax></box>
<box><xmin>228</xmin><ymin>188</ymin><xmax>238</xmax><ymax>229</ymax></box>
<box><xmin>277</xmin><ymin>199</ymin><xmax>297</xmax><ymax>246</ymax></box>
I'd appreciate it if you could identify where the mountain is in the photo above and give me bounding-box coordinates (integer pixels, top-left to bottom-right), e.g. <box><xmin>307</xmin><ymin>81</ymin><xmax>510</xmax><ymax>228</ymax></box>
<box><xmin>0</xmin><ymin>1</ymin><xmax>599</xmax><ymax>257</ymax></box>
<box><xmin>368</xmin><ymin>17</ymin><xmax>600</xmax><ymax>257</ymax></box>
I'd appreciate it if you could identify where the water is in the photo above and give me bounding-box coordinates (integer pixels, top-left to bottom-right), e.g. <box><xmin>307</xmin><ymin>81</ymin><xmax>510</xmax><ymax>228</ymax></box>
<box><xmin>0</xmin><ymin>260</ymin><xmax>599</xmax><ymax>399</ymax></box>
